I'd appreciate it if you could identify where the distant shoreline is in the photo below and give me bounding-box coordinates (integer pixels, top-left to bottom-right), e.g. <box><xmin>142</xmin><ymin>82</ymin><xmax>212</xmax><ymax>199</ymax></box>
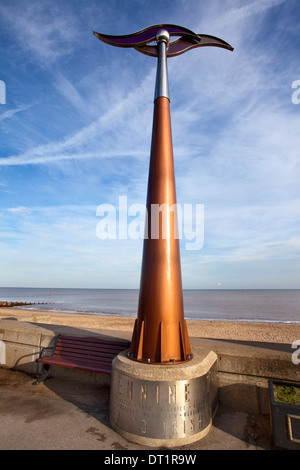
<box><xmin>0</xmin><ymin>288</ymin><xmax>299</xmax><ymax>323</ymax></box>
<box><xmin>1</xmin><ymin>287</ymin><xmax>299</xmax><ymax>291</ymax></box>
<box><xmin>2</xmin><ymin>302</ymin><xmax>300</xmax><ymax>325</ymax></box>
<box><xmin>0</xmin><ymin>307</ymin><xmax>299</xmax><ymax>344</ymax></box>
<box><xmin>11</xmin><ymin>306</ymin><xmax>300</xmax><ymax>325</ymax></box>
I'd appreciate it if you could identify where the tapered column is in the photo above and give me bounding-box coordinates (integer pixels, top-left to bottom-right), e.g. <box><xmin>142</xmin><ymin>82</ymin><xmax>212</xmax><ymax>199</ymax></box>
<box><xmin>129</xmin><ymin>97</ymin><xmax>192</xmax><ymax>363</ymax></box>
<box><xmin>129</xmin><ymin>30</ymin><xmax>192</xmax><ymax>363</ymax></box>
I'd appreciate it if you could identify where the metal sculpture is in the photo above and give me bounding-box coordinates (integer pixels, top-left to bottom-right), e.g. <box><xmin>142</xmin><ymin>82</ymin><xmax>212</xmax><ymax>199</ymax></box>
<box><xmin>94</xmin><ymin>25</ymin><xmax>233</xmax><ymax>364</ymax></box>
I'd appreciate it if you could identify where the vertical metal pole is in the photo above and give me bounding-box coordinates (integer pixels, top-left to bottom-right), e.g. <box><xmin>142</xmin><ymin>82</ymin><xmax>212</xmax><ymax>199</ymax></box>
<box><xmin>154</xmin><ymin>30</ymin><xmax>170</xmax><ymax>101</ymax></box>
<box><xmin>129</xmin><ymin>30</ymin><xmax>192</xmax><ymax>363</ymax></box>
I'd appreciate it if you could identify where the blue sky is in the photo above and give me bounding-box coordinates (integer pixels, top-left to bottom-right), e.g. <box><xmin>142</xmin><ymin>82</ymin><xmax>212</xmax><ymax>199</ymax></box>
<box><xmin>0</xmin><ymin>0</ymin><xmax>299</xmax><ymax>289</ymax></box>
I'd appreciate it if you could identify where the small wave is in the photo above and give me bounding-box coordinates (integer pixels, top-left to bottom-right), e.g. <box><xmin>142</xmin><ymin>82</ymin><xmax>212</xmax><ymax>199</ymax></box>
<box><xmin>184</xmin><ymin>316</ymin><xmax>300</xmax><ymax>324</ymax></box>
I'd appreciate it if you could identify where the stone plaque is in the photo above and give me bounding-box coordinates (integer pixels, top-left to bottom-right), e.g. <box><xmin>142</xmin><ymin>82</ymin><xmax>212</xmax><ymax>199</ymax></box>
<box><xmin>110</xmin><ymin>371</ymin><xmax>212</xmax><ymax>439</ymax></box>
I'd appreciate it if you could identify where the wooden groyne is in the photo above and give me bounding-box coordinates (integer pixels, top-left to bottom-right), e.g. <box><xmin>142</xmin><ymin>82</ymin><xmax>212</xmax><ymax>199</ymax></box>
<box><xmin>0</xmin><ymin>301</ymin><xmax>47</xmax><ymax>308</ymax></box>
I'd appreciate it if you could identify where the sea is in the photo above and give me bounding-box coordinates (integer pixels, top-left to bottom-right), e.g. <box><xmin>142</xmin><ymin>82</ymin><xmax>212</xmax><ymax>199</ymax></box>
<box><xmin>0</xmin><ymin>287</ymin><xmax>299</xmax><ymax>324</ymax></box>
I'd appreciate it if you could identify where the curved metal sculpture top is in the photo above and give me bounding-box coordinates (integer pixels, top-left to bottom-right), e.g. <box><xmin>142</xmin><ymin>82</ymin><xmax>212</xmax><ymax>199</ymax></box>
<box><xmin>93</xmin><ymin>23</ymin><xmax>234</xmax><ymax>58</ymax></box>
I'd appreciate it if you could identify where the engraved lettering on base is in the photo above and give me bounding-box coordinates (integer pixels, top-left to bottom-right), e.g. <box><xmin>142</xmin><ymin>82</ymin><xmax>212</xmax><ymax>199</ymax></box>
<box><xmin>141</xmin><ymin>384</ymin><xmax>148</xmax><ymax>402</ymax></box>
<box><xmin>169</xmin><ymin>385</ymin><xmax>176</xmax><ymax>404</ymax></box>
<box><xmin>110</xmin><ymin>372</ymin><xmax>213</xmax><ymax>439</ymax></box>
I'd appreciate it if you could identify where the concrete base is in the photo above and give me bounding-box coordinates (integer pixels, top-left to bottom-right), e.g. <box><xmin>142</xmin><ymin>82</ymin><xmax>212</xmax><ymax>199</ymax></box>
<box><xmin>109</xmin><ymin>349</ymin><xmax>218</xmax><ymax>447</ymax></box>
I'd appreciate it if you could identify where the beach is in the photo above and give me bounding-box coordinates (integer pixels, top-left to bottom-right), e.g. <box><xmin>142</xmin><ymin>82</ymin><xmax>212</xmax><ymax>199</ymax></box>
<box><xmin>0</xmin><ymin>307</ymin><xmax>299</xmax><ymax>344</ymax></box>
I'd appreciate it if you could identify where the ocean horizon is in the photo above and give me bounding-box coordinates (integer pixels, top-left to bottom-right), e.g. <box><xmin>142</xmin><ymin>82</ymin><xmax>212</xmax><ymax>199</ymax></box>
<box><xmin>0</xmin><ymin>287</ymin><xmax>299</xmax><ymax>324</ymax></box>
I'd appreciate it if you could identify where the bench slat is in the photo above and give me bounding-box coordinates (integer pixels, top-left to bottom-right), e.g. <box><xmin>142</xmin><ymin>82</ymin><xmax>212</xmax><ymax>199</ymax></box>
<box><xmin>48</xmin><ymin>353</ymin><xmax>116</xmax><ymax>364</ymax></box>
<box><xmin>41</xmin><ymin>356</ymin><xmax>113</xmax><ymax>367</ymax></box>
<box><xmin>56</xmin><ymin>336</ymin><xmax>128</xmax><ymax>345</ymax></box>
<box><xmin>40</xmin><ymin>357</ymin><xmax>112</xmax><ymax>373</ymax></box>
<box><xmin>55</xmin><ymin>346</ymin><xmax>124</xmax><ymax>355</ymax></box>
<box><xmin>53</xmin><ymin>350</ymin><xmax>120</xmax><ymax>359</ymax></box>
<box><xmin>54</xmin><ymin>341</ymin><xmax>128</xmax><ymax>353</ymax></box>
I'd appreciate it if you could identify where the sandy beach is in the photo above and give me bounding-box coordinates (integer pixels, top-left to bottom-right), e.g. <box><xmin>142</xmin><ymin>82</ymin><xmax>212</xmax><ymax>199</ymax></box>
<box><xmin>0</xmin><ymin>307</ymin><xmax>299</xmax><ymax>344</ymax></box>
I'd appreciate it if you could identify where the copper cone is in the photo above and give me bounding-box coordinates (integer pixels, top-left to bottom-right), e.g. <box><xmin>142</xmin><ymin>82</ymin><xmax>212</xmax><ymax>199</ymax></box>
<box><xmin>129</xmin><ymin>97</ymin><xmax>192</xmax><ymax>363</ymax></box>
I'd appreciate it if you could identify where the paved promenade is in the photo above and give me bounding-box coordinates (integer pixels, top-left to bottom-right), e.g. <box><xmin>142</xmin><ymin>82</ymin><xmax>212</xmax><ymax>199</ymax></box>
<box><xmin>0</xmin><ymin>367</ymin><xmax>273</xmax><ymax>451</ymax></box>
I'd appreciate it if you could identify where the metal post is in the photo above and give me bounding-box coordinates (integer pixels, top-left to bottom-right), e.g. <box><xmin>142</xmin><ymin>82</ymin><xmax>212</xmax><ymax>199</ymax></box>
<box><xmin>129</xmin><ymin>29</ymin><xmax>192</xmax><ymax>363</ymax></box>
<box><xmin>154</xmin><ymin>29</ymin><xmax>170</xmax><ymax>101</ymax></box>
<box><xmin>93</xmin><ymin>24</ymin><xmax>233</xmax><ymax>364</ymax></box>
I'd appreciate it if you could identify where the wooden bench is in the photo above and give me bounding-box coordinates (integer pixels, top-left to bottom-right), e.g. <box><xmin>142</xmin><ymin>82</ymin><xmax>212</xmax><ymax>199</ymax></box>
<box><xmin>34</xmin><ymin>334</ymin><xmax>130</xmax><ymax>383</ymax></box>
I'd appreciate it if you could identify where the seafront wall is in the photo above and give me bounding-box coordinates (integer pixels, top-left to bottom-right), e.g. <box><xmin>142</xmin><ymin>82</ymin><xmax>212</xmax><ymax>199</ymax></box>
<box><xmin>0</xmin><ymin>318</ymin><xmax>299</xmax><ymax>415</ymax></box>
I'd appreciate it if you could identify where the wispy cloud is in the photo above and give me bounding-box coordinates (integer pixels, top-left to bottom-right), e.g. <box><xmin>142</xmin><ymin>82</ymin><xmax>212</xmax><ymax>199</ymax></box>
<box><xmin>6</xmin><ymin>207</ymin><xmax>32</xmax><ymax>216</ymax></box>
<box><xmin>0</xmin><ymin>0</ymin><xmax>299</xmax><ymax>288</ymax></box>
<box><xmin>0</xmin><ymin>66</ymin><xmax>155</xmax><ymax>166</ymax></box>
<box><xmin>215</xmin><ymin>0</ymin><xmax>288</xmax><ymax>25</ymax></box>
<box><xmin>0</xmin><ymin>1</ymin><xmax>78</xmax><ymax>66</ymax></box>
<box><xmin>0</xmin><ymin>106</ymin><xmax>31</xmax><ymax>122</ymax></box>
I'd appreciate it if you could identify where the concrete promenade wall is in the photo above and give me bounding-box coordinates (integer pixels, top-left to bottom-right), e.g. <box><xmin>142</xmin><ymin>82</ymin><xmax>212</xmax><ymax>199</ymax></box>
<box><xmin>0</xmin><ymin>319</ymin><xmax>299</xmax><ymax>415</ymax></box>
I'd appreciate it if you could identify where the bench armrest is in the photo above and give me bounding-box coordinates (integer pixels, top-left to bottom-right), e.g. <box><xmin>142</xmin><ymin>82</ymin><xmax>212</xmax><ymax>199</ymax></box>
<box><xmin>36</xmin><ymin>346</ymin><xmax>53</xmax><ymax>361</ymax></box>
<box><xmin>36</xmin><ymin>335</ymin><xmax>60</xmax><ymax>362</ymax></box>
